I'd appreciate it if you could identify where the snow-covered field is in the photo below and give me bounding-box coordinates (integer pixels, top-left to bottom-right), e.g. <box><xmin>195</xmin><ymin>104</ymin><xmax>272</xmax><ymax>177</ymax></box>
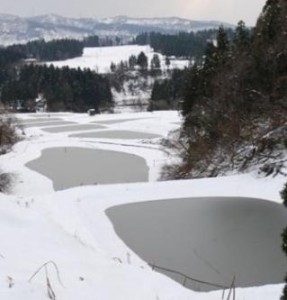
<box><xmin>47</xmin><ymin>45</ymin><xmax>190</xmax><ymax>74</ymax></box>
<box><xmin>0</xmin><ymin>111</ymin><xmax>285</xmax><ymax>300</ymax></box>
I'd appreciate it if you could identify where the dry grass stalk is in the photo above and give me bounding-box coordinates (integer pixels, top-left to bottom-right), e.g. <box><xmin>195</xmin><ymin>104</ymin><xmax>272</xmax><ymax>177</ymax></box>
<box><xmin>28</xmin><ymin>261</ymin><xmax>64</xmax><ymax>300</ymax></box>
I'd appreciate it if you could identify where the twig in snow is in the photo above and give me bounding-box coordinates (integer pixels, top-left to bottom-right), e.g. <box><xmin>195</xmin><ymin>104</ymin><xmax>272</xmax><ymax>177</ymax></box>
<box><xmin>28</xmin><ymin>261</ymin><xmax>64</xmax><ymax>300</ymax></box>
<box><xmin>45</xmin><ymin>267</ymin><xmax>56</xmax><ymax>300</ymax></box>
<box><xmin>28</xmin><ymin>261</ymin><xmax>64</xmax><ymax>287</ymax></box>
<box><xmin>226</xmin><ymin>275</ymin><xmax>236</xmax><ymax>300</ymax></box>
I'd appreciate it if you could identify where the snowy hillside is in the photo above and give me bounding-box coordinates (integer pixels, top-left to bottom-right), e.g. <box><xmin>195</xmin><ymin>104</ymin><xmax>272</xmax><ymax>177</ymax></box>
<box><xmin>0</xmin><ymin>111</ymin><xmax>285</xmax><ymax>300</ymax></box>
<box><xmin>0</xmin><ymin>13</ymin><xmax>234</xmax><ymax>46</ymax></box>
<box><xmin>47</xmin><ymin>45</ymin><xmax>190</xmax><ymax>74</ymax></box>
<box><xmin>47</xmin><ymin>45</ymin><xmax>189</xmax><ymax>111</ymax></box>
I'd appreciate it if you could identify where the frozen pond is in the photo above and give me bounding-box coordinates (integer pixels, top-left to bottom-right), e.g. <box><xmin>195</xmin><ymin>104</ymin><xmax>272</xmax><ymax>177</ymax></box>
<box><xmin>106</xmin><ymin>197</ymin><xmax>287</xmax><ymax>291</ymax></box>
<box><xmin>70</xmin><ymin>130</ymin><xmax>161</xmax><ymax>139</ymax></box>
<box><xmin>26</xmin><ymin>147</ymin><xmax>149</xmax><ymax>190</ymax></box>
<box><xmin>24</xmin><ymin>121</ymin><xmax>75</xmax><ymax>128</ymax></box>
<box><xmin>42</xmin><ymin>124</ymin><xmax>105</xmax><ymax>133</ymax></box>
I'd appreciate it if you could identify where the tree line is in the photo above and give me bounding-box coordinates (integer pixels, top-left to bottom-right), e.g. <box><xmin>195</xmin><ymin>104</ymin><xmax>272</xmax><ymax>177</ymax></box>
<box><xmin>1</xmin><ymin>64</ymin><xmax>112</xmax><ymax>112</ymax></box>
<box><xmin>7</xmin><ymin>39</ymin><xmax>84</xmax><ymax>62</ymax></box>
<box><xmin>110</xmin><ymin>51</ymin><xmax>164</xmax><ymax>74</ymax></box>
<box><xmin>2</xmin><ymin>35</ymin><xmax>102</xmax><ymax>64</ymax></box>
<box><xmin>168</xmin><ymin>0</ymin><xmax>286</xmax><ymax>180</ymax></box>
<box><xmin>134</xmin><ymin>29</ymin><xmax>234</xmax><ymax>60</ymax></box>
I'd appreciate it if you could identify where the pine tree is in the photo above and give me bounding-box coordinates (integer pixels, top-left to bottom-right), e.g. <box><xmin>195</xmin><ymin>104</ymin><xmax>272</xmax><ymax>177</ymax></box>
<box><xmin>214</xmin><ymin>26</ymin><xmax>230</xmax><ymax>66</ymax></box>
<box><xmin>182</xmin><ymin>64</ymin><xmax>202</xmax><ymax>118</ymax></box>
<box><xmin>137</xmin><ymin>52</ymin><xmax>148</xmax><ymax>70</ymax></box>
<box><xmin>151</xmin><ymin>54</ymin><xmax>161</xmax><ymax>70</ymax></box>
<box><xmin>234</xmin><ymin>20</ymin><xmax>250</xmax><ymax>50</ymax></box>
<box><xmin>128</xmin><ymin>55</ymin><xmax>137</xmax><ymax>70</ymax></box>
<box><xmin>202</xmin><ymin>42</ymin><xmax>217</xmax><ymax>75</ymax></box>
<box><xmin>110</xmin><ymin>62</ymin><xmax>116</xmax><ymax>73</ymax></box>
<box><xmin>261</xmin><ymin>0</ymin><xmax>281</xmax><ymax>41</ymax></box>
<box><xmin>216</xmin><ymin>26</ymin><xmax>229</xmax><ymax>53</ymax></box>
<box><xmin>165</xmin><ymin>56</ymin><xmax>171</xmax><ymax>69</ymax></box>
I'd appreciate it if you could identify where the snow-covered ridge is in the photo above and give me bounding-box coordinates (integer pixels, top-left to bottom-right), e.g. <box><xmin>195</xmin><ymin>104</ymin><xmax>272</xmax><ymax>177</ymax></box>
<box><xmin>0</xmin><ymin>13</ymin><xmax>234</xmax><ymax>46</ymax></box>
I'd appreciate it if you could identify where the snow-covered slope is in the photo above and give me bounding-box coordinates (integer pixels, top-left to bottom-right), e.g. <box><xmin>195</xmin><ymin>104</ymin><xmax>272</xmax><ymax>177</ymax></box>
<box><xmin>47</xmin><ymin>45</ymin><xmax>189</xmax><ymax>73</ymax></box>
<box><xmin>0</xmin><ymin>111</ymin><xmax>285</xmax><ymax>300</ymax></box>
<box><xmin>0</xmin><ymin>14</ymin><xmax>234</xmax><ymax>46</ymax></box>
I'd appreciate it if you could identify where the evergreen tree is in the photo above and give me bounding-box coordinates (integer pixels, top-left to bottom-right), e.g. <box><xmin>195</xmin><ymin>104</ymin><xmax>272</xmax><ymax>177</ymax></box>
<box><xmin>128</xmin><ymin>55</ymin><xmax>137</xmax><ymax>70</ymax></box>
<box><xmin>182</xmin><ymin>64</ymin><xmax>202</xmax><ymax>117</ymax></box>
<box><xmin>261</xmin><ymin>0</ymin><xmax>281</xmax><ymax>41</ymax></box>
<box><xmin>151</xmin><ymin>54</ymin><xmax>161</xmax><ymax>70</ymax></box>
<box><xmin>137</xmin><ymin>52</ymin><xmax>148</xmax><ymax>70</ymax></box>
<box><xmin>216</xmin><ymin>26</ymin><xmax>229</xmax><ymax>51</ymax></box>
<box><xmin>202</xmin><ymin>42</ymin><xmax>217</xmax><ymax>75</ymax></box>
<box><xmin>165</xmin><ymin>56</ymin><xmax>171</xmax><ymax>69</ymax></box>
<box><xmin>215</xmin><ymin>26</ymin><xmax>230</xmax><ymax>64</ymax></box>
<box><xmin>233</xmin><ymin>20</ymin><xmax>251</xmax><ymax>50</ymax></box>
<box><xmin>110</xmin><ymin>62</ymin><xmax>116</xmax><ymax>73</ymax></box>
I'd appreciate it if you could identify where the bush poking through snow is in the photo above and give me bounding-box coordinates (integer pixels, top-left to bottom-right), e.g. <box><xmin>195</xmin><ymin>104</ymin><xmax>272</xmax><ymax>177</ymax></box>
<box><xmin>0</xmin><ymin>172</ymin><xmax>14</xmax><ymax>193</ymax></box>
<box><xmin>0</xmin><ymin>114</ymin><xmax>19</xmax><ymax>193</ymax></box>
<box><xmin>0</xmin><ymin>115</ymin><xmax>19</xmax><ymax>153</ymax></box>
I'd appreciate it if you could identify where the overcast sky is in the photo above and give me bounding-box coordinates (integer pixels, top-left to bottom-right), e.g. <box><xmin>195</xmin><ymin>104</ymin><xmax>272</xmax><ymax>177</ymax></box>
<box><xmin>0</xmin><ymin>0</ymin><xmax>266</xmax><ymax>25</ymax></box>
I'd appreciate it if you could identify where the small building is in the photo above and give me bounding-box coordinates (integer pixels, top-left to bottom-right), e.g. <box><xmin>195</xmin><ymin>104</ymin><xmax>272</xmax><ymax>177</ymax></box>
<box><xmin>35</xmin><ymin>94</ymin><xmax>47</xmax><ymax>112</ymax></box>
<box><xmin>23</xmin><ymin>58</ymin><xmax>38</xmax><ymax>65</ymax></box>
<box><xmin>87</xmin><ymin>109</ymin><xmax>96</xmax><ymax>116</ymax></box>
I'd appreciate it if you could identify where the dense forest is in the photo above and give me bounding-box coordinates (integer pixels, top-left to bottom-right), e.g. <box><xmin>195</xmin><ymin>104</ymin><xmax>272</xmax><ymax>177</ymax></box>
<box><xmin>1</xmin><ymin>64</ymin><xmax>112</xmax><ymax>112</ymax></box>
<box><xmin>0</xmin><ymin>47</ymin><xmax>23</xmax><ymax>87</ymax></box>
<box><xmin>134</xmin><ymin>29</ymin><xmax>235</xmax><ymax>59</ymax></box>
<box><xmin>7</xmin><ymin>39</ymin><xmax>84</xmax><ymax>61</ymax></box>
<box><xmin>3</xmin><ymin>35</ymin><xmax>102</xmax><ymax>63</ymax></box>
<box><xmin>164</xmin><ymin>0</ymin><xmax>287</xmax><ymax>179</ymax></box>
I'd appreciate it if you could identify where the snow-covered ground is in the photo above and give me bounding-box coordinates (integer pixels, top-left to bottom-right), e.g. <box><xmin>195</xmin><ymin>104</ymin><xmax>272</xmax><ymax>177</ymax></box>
<box><xmin>0</xmin><ymin>111</ymin><xmax>285</xmax><ymax>300</ymax></box>
<box><xmin>47</xmin><ymin>45</ymin><xmax>190</xmax><ymax>74</ymax></box>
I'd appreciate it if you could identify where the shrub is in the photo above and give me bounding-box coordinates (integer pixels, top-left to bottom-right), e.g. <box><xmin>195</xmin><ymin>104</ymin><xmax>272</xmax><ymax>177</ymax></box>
<box><xmin>0</xmin><ymin>114</ymin><xmax>19</xmax><ymax>193</ymax></box>
<box><xmin>0</xmin><ymin>116</ymin><xmax>18</xmax><ymax>150</ymax></box>
<box><xmin>0</xmin><ymin>172</ymin><xmax>14</xmax><ymax>193</ymax></box>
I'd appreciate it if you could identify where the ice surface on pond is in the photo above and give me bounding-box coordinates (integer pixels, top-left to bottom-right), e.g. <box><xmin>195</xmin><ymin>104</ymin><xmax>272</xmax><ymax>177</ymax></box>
<box><xmin>26</xmin><ymin>147</ymin><xmax>149</xmax><ymax>190</ymax></box>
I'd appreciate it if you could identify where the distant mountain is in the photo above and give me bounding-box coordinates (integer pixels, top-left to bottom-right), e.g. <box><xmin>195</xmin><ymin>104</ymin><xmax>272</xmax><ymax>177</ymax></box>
<box><xmin>0</xmin><ymin>14</ymin><xmax>234</xmax><ymax>46</ymax></box>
